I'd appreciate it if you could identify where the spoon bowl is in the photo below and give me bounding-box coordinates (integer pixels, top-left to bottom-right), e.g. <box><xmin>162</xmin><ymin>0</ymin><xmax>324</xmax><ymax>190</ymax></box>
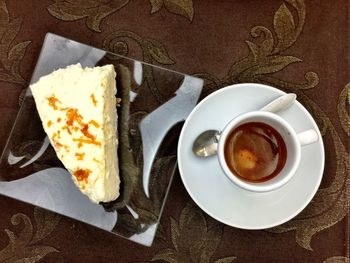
<box><xmin>192</xmin><ymin>130</ymin><xmax>220</xmax><ymax>157</ymax></box>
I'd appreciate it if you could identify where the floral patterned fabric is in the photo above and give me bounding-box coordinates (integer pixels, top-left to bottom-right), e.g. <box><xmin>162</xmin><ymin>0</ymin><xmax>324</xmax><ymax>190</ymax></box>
<box><xmin>0</xmin><ymin>0</ymin><xmax>349</xmax><ymax>262</ymax></box>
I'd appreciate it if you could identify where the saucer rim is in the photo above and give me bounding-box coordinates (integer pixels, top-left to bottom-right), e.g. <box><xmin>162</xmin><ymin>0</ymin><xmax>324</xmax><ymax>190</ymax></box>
<box><xmin>177</xmin><ymin>83</ymin><xmax>325</xmax><ymax>229</ymax></box>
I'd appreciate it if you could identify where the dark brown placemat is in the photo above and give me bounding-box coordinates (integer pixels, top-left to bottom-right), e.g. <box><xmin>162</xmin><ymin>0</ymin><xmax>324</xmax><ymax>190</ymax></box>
<box><xmin>0</xmin><ymin>0</ymin><xmax>348</xmax><ymax>262</ymax></box>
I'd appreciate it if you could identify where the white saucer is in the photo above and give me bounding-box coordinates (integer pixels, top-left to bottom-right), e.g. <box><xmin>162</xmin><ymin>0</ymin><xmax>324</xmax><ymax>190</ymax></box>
<box><xmin>178</xmin><ymin>83</ymin><xmax>325</xmax><ymax>229</ymax></box>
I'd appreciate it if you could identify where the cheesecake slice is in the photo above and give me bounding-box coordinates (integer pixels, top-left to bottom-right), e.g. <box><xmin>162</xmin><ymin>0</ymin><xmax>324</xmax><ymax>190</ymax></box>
<box><xmin>30</xmin><ymin>64</ymin><xmax>120</xmax><ymax>203</ymax></box>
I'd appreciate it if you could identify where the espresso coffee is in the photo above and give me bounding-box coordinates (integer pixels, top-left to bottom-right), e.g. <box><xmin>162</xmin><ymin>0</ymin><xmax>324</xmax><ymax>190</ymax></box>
<box><xmin>224</xmin><ymin>122</ymin><xmax>287</xmax><ymax>182</ymax></box>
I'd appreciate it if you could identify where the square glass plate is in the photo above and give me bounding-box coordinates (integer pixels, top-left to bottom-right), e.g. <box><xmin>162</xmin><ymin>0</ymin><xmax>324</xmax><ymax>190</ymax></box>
<box><xmin>0</xmin><ymin>33</ymin><xmax>203</xmax><ymax>246</ymax></box>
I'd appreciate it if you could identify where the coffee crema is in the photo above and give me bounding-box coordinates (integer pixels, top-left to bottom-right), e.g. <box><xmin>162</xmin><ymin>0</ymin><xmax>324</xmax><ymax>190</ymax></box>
<box><xmin>224</xmin><ymin>122</ymin><xmax>287</xmax><ymax>182</ymax></box>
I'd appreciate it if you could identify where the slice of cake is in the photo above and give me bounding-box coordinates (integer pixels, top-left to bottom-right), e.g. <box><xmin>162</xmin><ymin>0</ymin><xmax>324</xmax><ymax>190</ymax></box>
<box><xmin>30</xmin><ymin>64</ymin><xmax>120</xmax><ymax>203</ymax></box>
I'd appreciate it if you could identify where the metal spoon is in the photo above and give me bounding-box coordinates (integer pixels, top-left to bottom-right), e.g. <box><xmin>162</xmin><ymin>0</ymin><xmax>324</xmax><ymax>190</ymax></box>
<box><xmin>192</xmin><ymin>93</ymin><xmax>297</xmax><ymax>157</ymax></box>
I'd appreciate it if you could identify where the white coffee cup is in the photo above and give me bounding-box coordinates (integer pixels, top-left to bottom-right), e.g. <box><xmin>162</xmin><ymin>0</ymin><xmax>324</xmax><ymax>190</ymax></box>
<box><xmin>217</xmin><ymin>111</ymin><xmax>318</xmax><ymax>192</ymax></box>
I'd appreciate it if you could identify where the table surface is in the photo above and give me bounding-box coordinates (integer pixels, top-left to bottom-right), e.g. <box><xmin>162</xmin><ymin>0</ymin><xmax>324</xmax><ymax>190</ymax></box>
<box><xmin>0</xmin><ymin>0</ymin><xmax>349</xmax><ymax>262</ymax></box>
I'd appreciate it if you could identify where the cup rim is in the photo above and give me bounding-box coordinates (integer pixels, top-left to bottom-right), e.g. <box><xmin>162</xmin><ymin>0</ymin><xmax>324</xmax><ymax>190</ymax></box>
<box><xmin>217</xmin><ymin>111</ymin><xmax>301</xmax><ymax>192</ymax></box>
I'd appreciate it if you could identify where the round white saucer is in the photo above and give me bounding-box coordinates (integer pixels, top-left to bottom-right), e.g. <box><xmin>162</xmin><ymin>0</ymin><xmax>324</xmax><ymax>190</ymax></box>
<box><xmin>177</xmin><ymin>83</ymin><xmax>325</xmax><ymax>229</ymax></box>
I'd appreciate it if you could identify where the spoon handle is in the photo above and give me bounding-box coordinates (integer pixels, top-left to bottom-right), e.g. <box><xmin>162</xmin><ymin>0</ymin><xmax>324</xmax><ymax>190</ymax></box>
<box><xmin>260</xmin><ymin>93</ymin><xmax>296</xmax><ymax>113</ymax></box>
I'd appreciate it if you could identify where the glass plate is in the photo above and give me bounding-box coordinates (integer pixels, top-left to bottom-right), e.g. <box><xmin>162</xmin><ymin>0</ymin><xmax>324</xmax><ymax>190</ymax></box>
<box><xmin>0</xmin><ymin>33</ymin><xmax>203</xmax><ymax>246</ymax></box>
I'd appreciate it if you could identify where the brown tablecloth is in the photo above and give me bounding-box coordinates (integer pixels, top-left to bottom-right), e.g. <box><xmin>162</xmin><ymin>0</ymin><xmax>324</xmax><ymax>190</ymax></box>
<box><xmin>0</xmin><ymin>0</ymin><xmax>349</xmax><ymax>262</ymax></box>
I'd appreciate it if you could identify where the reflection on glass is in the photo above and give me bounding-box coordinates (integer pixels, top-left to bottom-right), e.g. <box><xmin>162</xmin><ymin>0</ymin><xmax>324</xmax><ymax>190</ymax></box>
<box><xmin>0</xmin><ymin>33</ymin><xmax>203</xmax><ymax>246</ymax></box>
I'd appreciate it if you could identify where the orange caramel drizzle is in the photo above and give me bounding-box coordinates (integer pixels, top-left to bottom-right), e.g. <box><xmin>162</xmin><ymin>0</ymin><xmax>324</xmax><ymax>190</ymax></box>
<box><xmin>62</xmin><ymin>125</ymin><xmax>72</xmax><ymax>135</ymax></box>
<box><xmin>89</xmin><ymin>120</ymin><xmax>100</xmax><ymax>128</ymax></box>
<box><xmin>81</xmin><ymin>124</ymin><xmax>96</xmax><ymax>140</ymax></box>
<box><xmin>53</xmin><ymin>139</ymin><xmax>63</xmax><ymax>148</ymax></box>
<box><xmin>66</xmin><ymin>108</ymin><xmax>84</xmax><ymax>126</ymax></box>
<box><xmin>90</xmin><ymin>94</ymin><xmax>97</xmax><ymax>106</ymax></box>
<box><xmin>73</xmin><ymin>138</ymin><xmax>101</xmax><ymax>146</ymax></box>
<box><xmin>73</xmin><ymin>168</ymin><xmax>91</xmax><ymax>183</ymax></box>
<box><xmin>75</xmin><ymin>152</ymin><xmax>85</xmax><ymax>161</ymax></box>
<box><xmin>46</xmin><ymin>94</ymin><xmax>101</xmax><ymax>149</ymax></box>
<box><xmin>47</xmin><ymin>96</ymin><xmax>61</xmax><ymax>110</ymax></box>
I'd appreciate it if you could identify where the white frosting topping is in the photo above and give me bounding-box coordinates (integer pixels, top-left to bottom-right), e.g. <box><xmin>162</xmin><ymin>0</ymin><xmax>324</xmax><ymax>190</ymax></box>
<box><xmin>30</xmin><ymin>64</ymin><xmax>120</xmax><ymax>203</ymax></box>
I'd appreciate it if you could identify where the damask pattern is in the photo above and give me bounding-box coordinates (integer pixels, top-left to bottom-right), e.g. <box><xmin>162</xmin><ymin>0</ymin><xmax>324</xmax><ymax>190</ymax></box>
<box><xmin>152</xmin><ymin>202</ymin><xmax>236</xmax><ymax>263</ymax></box>
<box><xmin>0</xmin><ymin>208</ymin><xmax>60</xmax><ymax>263</ymax></box>
<box><xmin>47</xmin><ymin>0</ymin><xmax>194</xmax><ymax>32</ymax></box>
<box><xmin>0</xmin><ymin>0</ymin><xmax>348</xmax><ymax>262</ymax></box>
<box><xmin>323</xmin><ymin>256</ymin><xmax>350</xmax><ymax>263</ymax></box>
<box><xmin>149</xmin><ymin>0</ymin><xmax>194</xmax><ymax>21</ymax></box>
<box><xmin>0</xmin><ymin>0</ymin><xmax>30</xmax><ymax>85</ymax></box>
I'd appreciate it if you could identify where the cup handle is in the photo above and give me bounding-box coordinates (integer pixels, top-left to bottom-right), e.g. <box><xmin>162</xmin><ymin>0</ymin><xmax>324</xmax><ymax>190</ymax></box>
<box><xmin>297</xmin><ymin>129</ymin><xmax>319</xmax><ymax>146</ymax></box>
